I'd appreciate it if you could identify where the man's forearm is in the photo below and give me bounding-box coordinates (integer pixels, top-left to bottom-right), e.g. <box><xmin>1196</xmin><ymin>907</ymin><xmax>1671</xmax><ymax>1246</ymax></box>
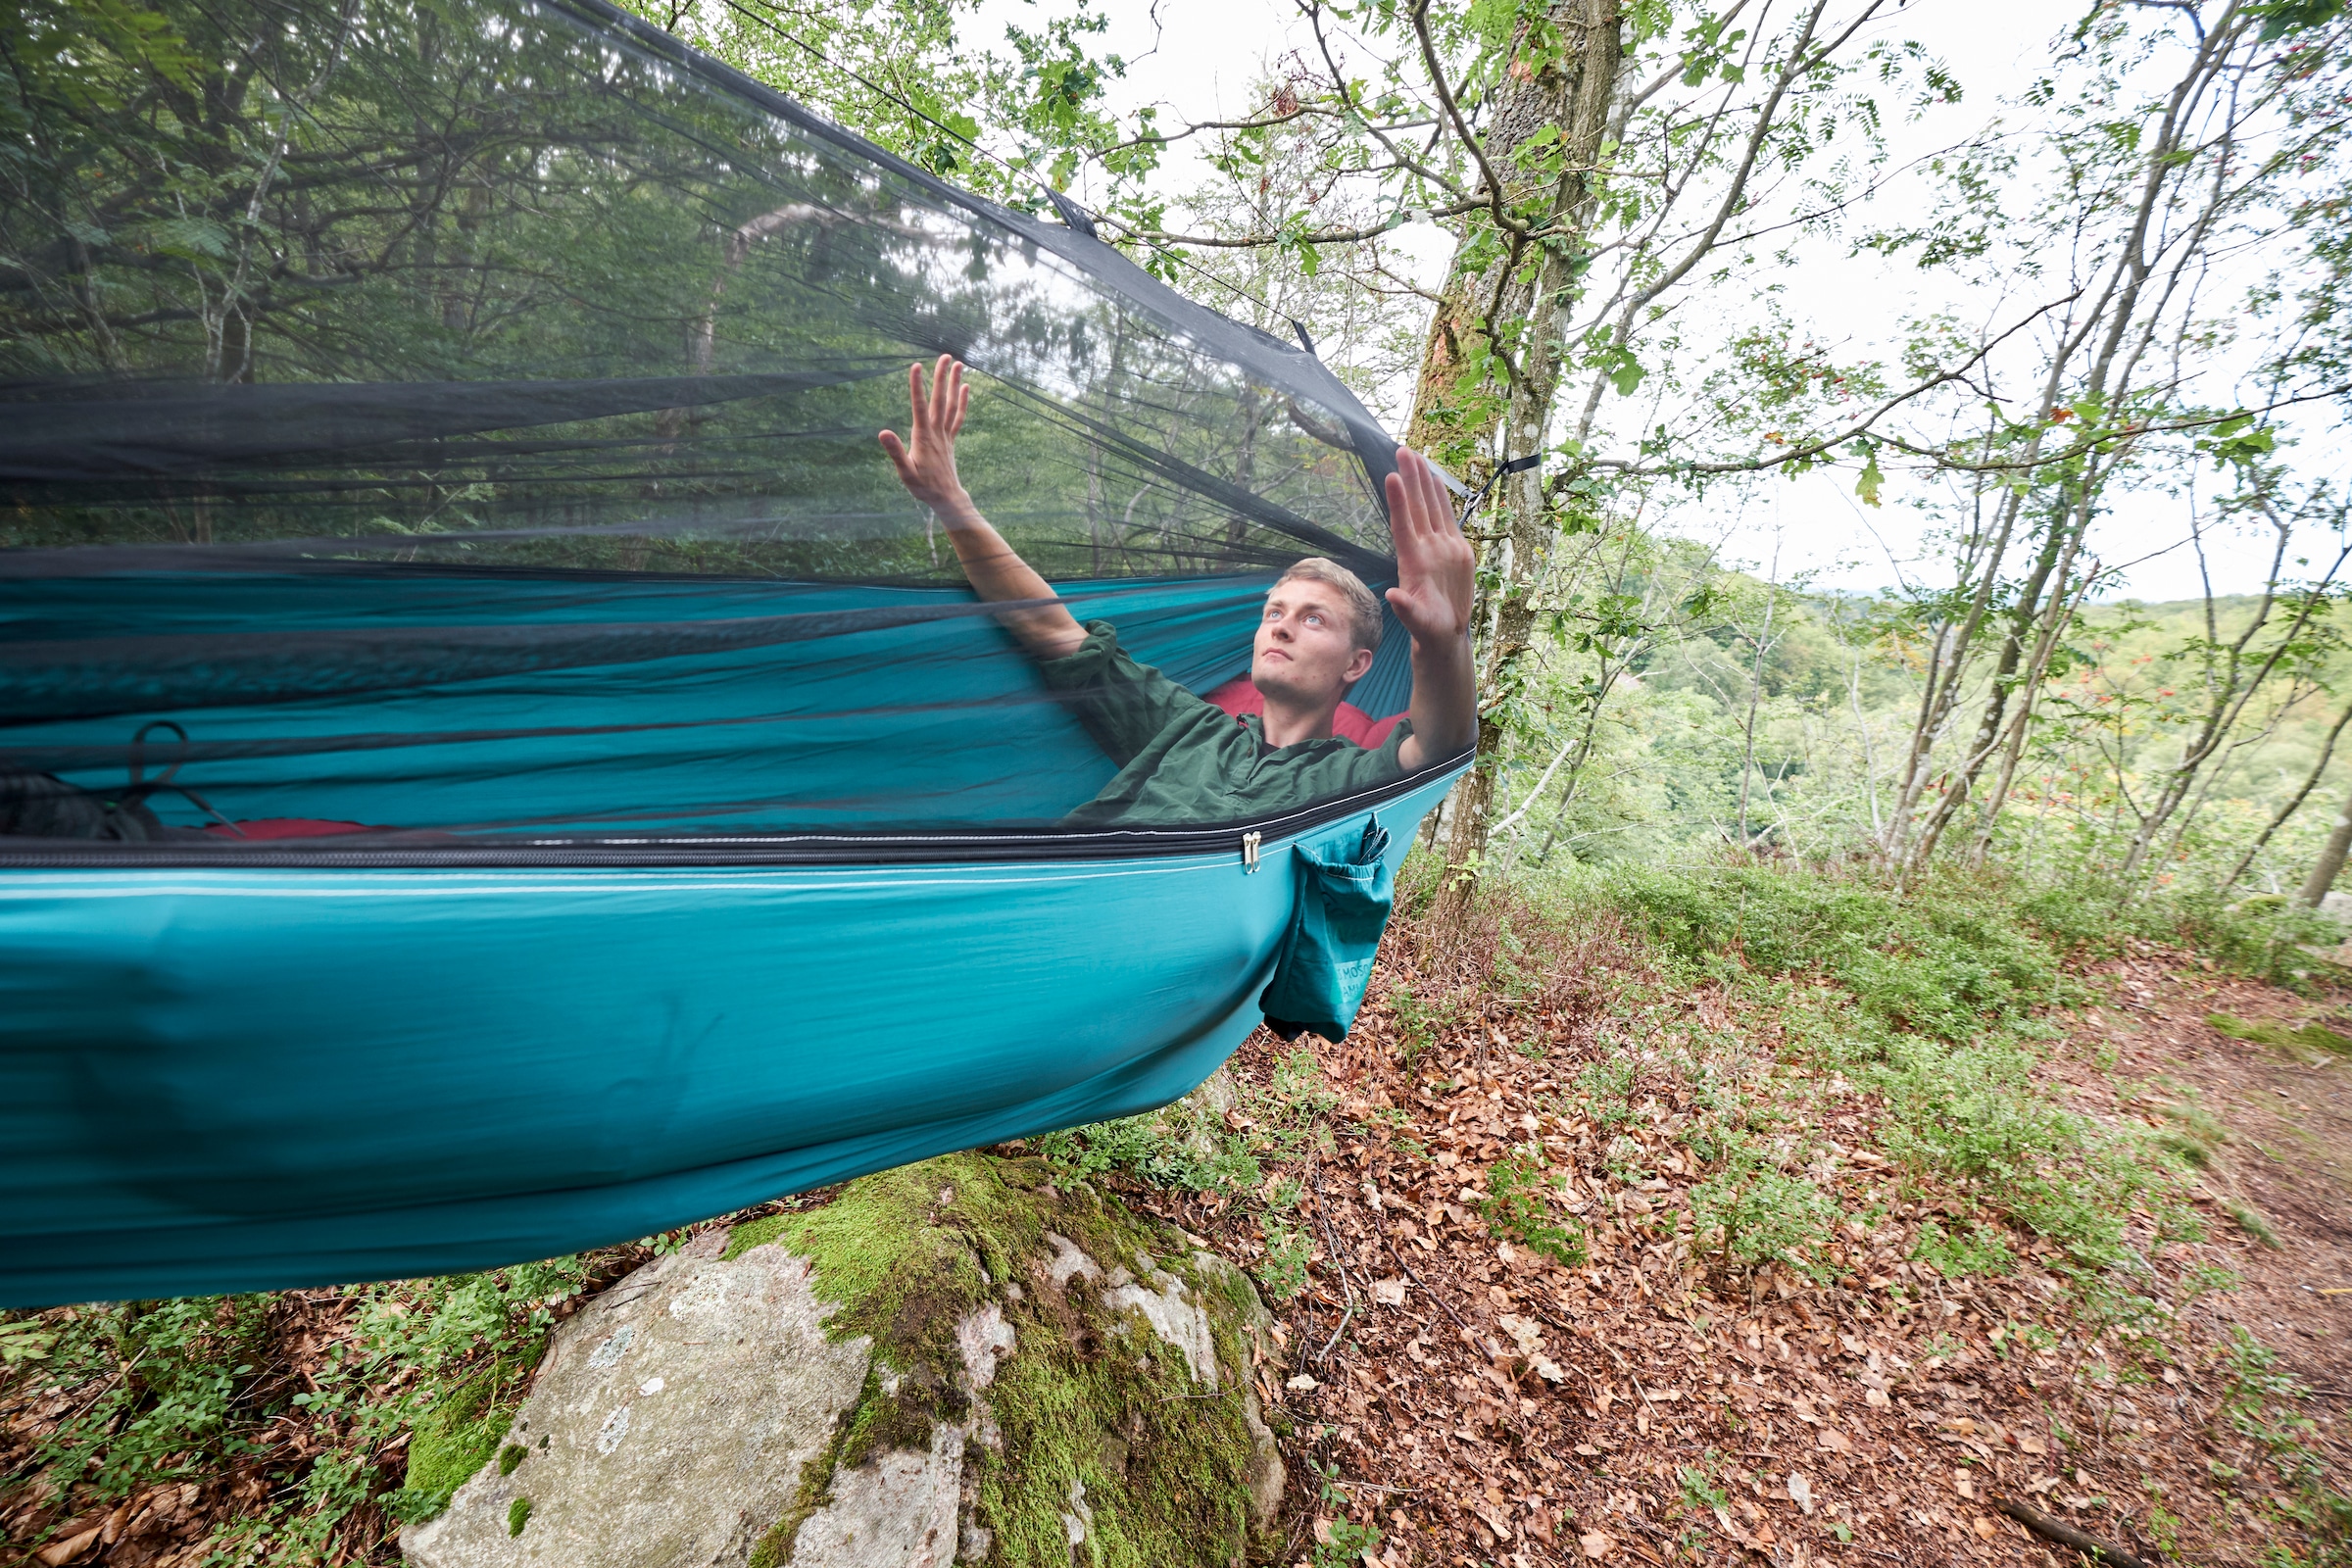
<box><xmin>1397</xmin><ymin>634</ymin><xmax>1477</xmax><ymax>772</ymax></box>
<box><xmin>929</xmin><ymin>487</ymin><xmax>1087</xmax><ymax>659</ymax></box>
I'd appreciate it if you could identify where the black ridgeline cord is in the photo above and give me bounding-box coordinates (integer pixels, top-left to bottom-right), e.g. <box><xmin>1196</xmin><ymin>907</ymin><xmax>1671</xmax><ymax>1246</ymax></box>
<box><xmin>707</xmin><ymin>0</ymin><xmax>1323</xmax><ymax>353</ymax></box>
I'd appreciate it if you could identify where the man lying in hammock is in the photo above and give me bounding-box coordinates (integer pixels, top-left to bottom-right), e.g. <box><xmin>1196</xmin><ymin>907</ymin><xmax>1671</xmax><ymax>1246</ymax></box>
<box><xmin>881</xmin><ymin>356</ymin><xmax>1477</xmax><ymax>827</ymax></box>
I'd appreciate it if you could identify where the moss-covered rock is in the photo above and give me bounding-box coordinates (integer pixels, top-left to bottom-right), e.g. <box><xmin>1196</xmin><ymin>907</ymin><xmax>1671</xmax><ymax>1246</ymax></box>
<box><xmin>392</xmin><ymin>1356</ymin><xmax>536</xmax><ymax>1523</ymax></box>
<box><xmin>400</xmin><ymin>1227</ymin><xmax>867</xmax><ymax>1568</ymax></box>
<box><xmin>738</xmin><ymin>1152</ymin><xmax>1284</xmax><ymax>1567</ymax></box>
<box><xmin>400</xmin><ymin>1153</ymin><xmax>1283</xmax><ymax>1568</ymax></box>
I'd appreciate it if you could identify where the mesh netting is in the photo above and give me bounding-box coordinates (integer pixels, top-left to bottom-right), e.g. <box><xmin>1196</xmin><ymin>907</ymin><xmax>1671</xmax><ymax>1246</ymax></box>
<box><xmin>1</xmin><ymin>0</ymin><xmax>1422</xmax><ymax>850</ymax></box>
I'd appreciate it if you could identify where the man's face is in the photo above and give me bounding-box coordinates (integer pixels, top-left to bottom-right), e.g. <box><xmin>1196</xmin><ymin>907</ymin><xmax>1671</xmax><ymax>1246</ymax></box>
<box><xmin>1252</xmin><ymin>577</ymin><xmax>1375</xmax><ymax>710</ymax></box>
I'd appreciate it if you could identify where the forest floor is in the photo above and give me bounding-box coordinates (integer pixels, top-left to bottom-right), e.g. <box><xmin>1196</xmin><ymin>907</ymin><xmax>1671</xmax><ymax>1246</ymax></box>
<box><xmin>4</xmin><ymin>861</ymin><xmax>2348</xmax><ymax>1568</ymax></box>
<box><xmin>1100</xmin><ymin>873</ymin><xmax>2352</xmax><ymax>1568</ymax></box>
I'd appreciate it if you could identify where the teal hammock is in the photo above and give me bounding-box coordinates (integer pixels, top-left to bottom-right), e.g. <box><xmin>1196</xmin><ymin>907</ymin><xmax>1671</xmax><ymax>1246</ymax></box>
<box><xmin>0</xmin><ymin>0</ymin><xmax>1468</xmax><ymax>1306</ymax></box>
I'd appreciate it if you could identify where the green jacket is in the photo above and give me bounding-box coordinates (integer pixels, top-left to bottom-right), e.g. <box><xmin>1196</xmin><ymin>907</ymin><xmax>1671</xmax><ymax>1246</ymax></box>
<box><xmin>1039</xmin><ymin>620</ymin><xmax>1411</xmax><ymax>829</ymax></box>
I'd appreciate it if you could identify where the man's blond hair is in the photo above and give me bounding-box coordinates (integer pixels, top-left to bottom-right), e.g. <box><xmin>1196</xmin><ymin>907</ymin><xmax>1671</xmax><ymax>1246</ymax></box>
<box><xmin>1275</xmin><ymin>557</ymin><xmax>1384</xmax><ymax>655</ymax></box>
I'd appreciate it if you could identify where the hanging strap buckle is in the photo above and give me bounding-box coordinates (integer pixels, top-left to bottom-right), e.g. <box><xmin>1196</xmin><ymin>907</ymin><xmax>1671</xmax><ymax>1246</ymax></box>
<box><xmin>1454</xmin><ymin>452</ymin><xmax>1542</xmax><ymax>529</ymax></box>
<box><xmin>1241</xmin><ymin>831</ymin><xmax>1262</xmax><ymax>873</ymax></box>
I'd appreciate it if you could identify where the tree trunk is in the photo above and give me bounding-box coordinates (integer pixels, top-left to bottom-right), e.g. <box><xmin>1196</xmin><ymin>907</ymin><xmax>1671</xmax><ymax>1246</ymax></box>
<box><xmin>2120</xmin><ymin>536</ymin><xmax>2351</xmax><ymax>882</ymax></box>
<box><xmin>1879</xmin><ymin>456</ymin><xmax>2044</xmax><ymax>866</ymax></box>
<box><xmin>1421</xmin><ymin>0</ymin><xmax>1622</xmax><ymax>927</ymax></box>
<box><xmin>1736</xmin><ymin>576</ymin><xmax>1780</xmax><ymax>848</ymax></box>
<box><xmin>2298</xmin><ymin>792</ymin><xmax>2352</xmax><ymax>907</ymax></box>
<box><xmin>2225</xmin><ymin>693</ymin><xmax>2352</xmax><ymax>892</ymax></box>
<box><xmin>1904</xmin><ymin>496</ymin><xmax>2082</xmax><ymax>877</ymax></box>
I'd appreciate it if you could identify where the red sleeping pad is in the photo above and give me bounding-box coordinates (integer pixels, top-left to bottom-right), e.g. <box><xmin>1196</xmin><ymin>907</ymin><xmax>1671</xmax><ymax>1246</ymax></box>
<box><xmin>1202</xmin><ymin>677</ymin><xmax>1404</xmax><ymax>749</ymax></box>
<box><xmin>203</xmin><ymin>818</ymin><xmax>380</xmax><ymax>840</ymax></box>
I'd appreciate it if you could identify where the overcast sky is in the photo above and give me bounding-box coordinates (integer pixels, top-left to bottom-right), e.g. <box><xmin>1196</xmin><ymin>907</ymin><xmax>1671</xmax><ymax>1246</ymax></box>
<box><xmin>971</xmin><ymin>0</ymin><xmax>2339</xmax><ymax>603</ymax></box>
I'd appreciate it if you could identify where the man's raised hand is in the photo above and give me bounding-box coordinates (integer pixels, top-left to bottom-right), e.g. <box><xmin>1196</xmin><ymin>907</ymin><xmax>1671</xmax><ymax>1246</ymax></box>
<box><xmin>1386</xmin><ymin>447</ymin><xmax>1479</xmax><ymax>765</ymax></box>
<box><xmin>1382</xmin><ymin>448</ymin><xmax>1475</xmax><ymax>652</ymax></box>
<box><xmin>878</xmin><ymin>355</ymin><xmax>971</xmax><ymax>511</ymax></box>
<box><xmin>874</xmin><ymin>355</ymin><xmax>1085</xmax><ymax>656</ymax></box>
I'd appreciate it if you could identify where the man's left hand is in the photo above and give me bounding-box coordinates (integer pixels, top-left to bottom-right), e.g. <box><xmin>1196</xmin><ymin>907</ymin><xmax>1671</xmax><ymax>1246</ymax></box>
<box><xmin>1383</xmin><ymin>448</ymin><xmax>1475</xmax><ymax>650</ymax></box>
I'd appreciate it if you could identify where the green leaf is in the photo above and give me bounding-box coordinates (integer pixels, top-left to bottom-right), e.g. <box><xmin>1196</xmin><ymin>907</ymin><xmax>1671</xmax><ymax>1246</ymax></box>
<box><xmin>2196</xmin><ymin>412</ymin><xmax>2277</xmax><ymax>466</ymax></box>
<box><xmin>1597</xmin><ymin>345</ymin><xmax>1646</xmax><ymax>397</ymax></box>
<box><xmin>0</xmin><ymin>1319</ymin><xmax>56</xmax><ymax>1367</ymax></box>
<box><xmin>1854</xmin><ymin>449</ymin><xmax>1886</xmax><ymax>507</ymax></box>
<box><xmin>2250</xmin><ymin>0</ymin><xmax>2347</xmax><ymax>40</ymax></box>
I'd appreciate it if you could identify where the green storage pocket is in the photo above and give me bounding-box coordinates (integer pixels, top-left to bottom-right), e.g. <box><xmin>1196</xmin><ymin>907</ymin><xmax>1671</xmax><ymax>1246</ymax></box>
<box><xmin>1258</xmin><ymin>815</ymin><xmax>1394</xmax><ymax>1044</ymax></box>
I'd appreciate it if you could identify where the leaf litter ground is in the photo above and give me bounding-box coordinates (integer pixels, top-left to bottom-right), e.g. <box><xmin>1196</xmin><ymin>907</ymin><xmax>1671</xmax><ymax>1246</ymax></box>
<box><xmin>1097</xmin><ymin>876</ymin><xmax>2351</xmax><ymax>1568</ymax></box>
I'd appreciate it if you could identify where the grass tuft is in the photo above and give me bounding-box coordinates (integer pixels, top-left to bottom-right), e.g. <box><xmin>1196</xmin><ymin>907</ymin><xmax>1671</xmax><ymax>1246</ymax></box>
<box><xmin>2225</xmin><ymin>1198</ymin><xmax>2281</xmax><ymax>1249</ymax></box>
<box><xmin>2206</xmin><ymin>1011</ymin><xmax>2352</xmax><ymax>1064</ymax></box>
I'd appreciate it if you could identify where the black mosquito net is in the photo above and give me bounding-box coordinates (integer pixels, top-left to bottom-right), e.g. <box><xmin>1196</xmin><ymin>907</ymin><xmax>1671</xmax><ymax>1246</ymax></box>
<box><xmin>0</xmin><ymin>0</ymin><xmax>1429</xmax><ymax>855</ymax></box>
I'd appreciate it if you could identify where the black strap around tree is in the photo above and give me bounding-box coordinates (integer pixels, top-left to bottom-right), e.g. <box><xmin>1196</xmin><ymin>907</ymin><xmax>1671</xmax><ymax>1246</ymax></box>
<box><xmin>1455</xmin><ymin>453</ymin><xmax>1543</xmax><ymax>529</ymax></box>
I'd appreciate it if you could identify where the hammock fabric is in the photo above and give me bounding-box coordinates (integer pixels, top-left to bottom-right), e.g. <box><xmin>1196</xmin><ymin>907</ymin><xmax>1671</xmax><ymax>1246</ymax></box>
<box><xmin>0</xmin><ymin>0</ymin><xmax>1467</xmax><ymax>1306</ymax></box>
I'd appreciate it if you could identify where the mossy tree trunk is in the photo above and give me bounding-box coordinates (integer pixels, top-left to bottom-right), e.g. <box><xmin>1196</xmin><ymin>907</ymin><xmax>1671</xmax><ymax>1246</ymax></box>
<box><xmin>1411</xmin><ymin>0</ymin><xmax>1622</xmax><ymax>927</ymax></box>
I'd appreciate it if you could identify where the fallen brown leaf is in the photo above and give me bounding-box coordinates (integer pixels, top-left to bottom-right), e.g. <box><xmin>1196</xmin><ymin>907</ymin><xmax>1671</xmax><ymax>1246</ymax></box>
<box><xmin>35</xmin><ymin>1525</ymin><xmax>100</xmax><ymax>1567</ymax></box>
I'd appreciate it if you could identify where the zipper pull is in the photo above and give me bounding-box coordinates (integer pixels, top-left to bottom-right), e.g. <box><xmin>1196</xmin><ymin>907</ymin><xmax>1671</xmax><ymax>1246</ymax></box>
<box><xmin>1241</xmin><ymin>830</ymin><xmax>1261</xmax><ymax>872</ymax></box>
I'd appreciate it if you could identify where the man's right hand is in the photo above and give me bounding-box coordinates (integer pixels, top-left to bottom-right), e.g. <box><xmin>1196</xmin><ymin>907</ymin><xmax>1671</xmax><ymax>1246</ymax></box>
<box><xmin>875</xmin><ymin>355</ymin><xmax>1086</xmax><ymax>659</ymax></box>
<box><xmin>878</xmin><ymin>355</ymin><xmax>970</xmax><ymax>510</ymax></box>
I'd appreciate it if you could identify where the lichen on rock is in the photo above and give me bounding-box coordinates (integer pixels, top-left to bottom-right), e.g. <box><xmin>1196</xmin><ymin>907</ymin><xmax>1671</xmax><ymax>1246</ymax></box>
<box><xmin>399</xmin><ymin>1228</ymin><xmax>869</xmax><ymax>1568</ymax></box>
<box><xmin>737</xmin><ymin>1152</ymin><xmax>1284</xmax><ymax>1567</ymax></box>
<box><xmin>398</xmin><ymin>1152</ymin><xmax>1283</xmax><ymax>1568</ymax></box>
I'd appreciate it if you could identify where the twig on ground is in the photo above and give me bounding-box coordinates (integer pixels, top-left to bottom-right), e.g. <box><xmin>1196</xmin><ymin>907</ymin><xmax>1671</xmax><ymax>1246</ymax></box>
<box><xmin>1277</xmin><ymin>1510</ymin><xmax>1309</xmax><ymax>1566</ymax></box>
<box><xmin>1544</xmin><ymin>1352</ymin><xmax>1604</xmax><ymax>1395</ymax></box>
<box><xmin>1371</xmin><ymin>1204</ymin><xmax>1474</xmax><ymax>1337</ymax></box>
<box><xmin>1308</xmin><ymin>1167</ymin><xmax>1360</xmax><ymax>1366</ymax></box>
<box><xmin>1536</xmin><ymin>1308</ymin><xmax>1630</xmax><ymax>1370</ymax></box>
<box><xmin>1991</xmin><ymin>1494</ymin><xmax>2156</xmax><ymax>1568</ymax></box>
<box><xmin>1316</xmin><ymin>1301</ymin><xmax>1354</xmax><ymax>1365</ymax></box>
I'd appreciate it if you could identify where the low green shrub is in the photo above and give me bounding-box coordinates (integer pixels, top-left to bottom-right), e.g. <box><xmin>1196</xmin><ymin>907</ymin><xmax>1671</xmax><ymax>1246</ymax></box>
<box><xmin>2152</xmin><ymin>1094</ymin><xmax>2230</xmax><ymax>1167</ymax></box>
<box><xmin>1389</xmin><ymin>982</ymin><xmax>1455</xmax><ymax>1068</ymax></box>
<box><xmin>2226</xmin><ymin>1198</ymin><xmax>2281</xmax><ymax>1248</ymax></box>
<box><xmin>22</xmin><ymin>1296</ymin><xmax>275</xmax><ymax>1502</ymax></box>
<box><xmin>1478</xmin><ymin>1147</ymin><xmax>1587</xmax><ymax>1267</ymax></box>
<box><xmin>1038</xmin><ymin>1045</ymin><xmax>1349</xmax><ymax>1200</ymax></box>
<box><xmin>1033</xmin><ymin>1103</ymin><xmax>1260</xmax><ymax>1197</ymax></box>
<box><xmin>1688</xmin><ymin>1134</ymin><xmax>1837</xmax><ymax>1281</ymax></box>
<box><xmin>1306</xmin><ymin>1457</ymin><xmax>1383</xmax><ymax>1568</ymax></box>
<box><xmin>1909</xmin><ymin>1217</ymin><xmax>2013</xmax><ymax>1279</ymax></box>
<box><xmin>1253</xmin><ymin>1219</ymin><xmax>1313</xmax><ymax>1302</ymax></box>
<box><xmin>2143</xmin><ymin>892</ymin><xmax>2345</xmax><ymax>991</ymax></box>
<box><xmin>11</xmin><ymin>1254</ymin><xmax>600</xmax><ymax>1563</ymax></box>
<box><xmin>1518</xmin><ymin>856</ymin><xmax>2197</xmax><ymax>1293</ymax></box>
<box><xmin>1600</xmin><ymin>861</ymin><xmax>2064</xmax><ymax>1041</ymax></box>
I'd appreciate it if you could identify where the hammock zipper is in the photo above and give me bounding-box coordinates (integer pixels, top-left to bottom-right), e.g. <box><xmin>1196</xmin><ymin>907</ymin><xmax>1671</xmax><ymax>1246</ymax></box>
<box><xmin>0</xmin><ymin>752</ymin><xmax>1473</xmax><ymax>870</ymax></box>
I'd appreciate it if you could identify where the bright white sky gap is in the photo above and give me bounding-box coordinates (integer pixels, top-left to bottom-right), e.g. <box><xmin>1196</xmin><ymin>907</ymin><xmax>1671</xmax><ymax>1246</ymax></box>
<box><xmin>965</xmin><ymin>0</ymin><xmax>2339</xmax><ymax>601</ymax></box>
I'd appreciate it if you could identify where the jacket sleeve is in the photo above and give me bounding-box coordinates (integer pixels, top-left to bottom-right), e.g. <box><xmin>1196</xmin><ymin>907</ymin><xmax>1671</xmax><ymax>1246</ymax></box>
<box><xmin>1035</xmin><ymin>619</ymin><xmax>1212</xmax><ymax>768</ymax></box>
